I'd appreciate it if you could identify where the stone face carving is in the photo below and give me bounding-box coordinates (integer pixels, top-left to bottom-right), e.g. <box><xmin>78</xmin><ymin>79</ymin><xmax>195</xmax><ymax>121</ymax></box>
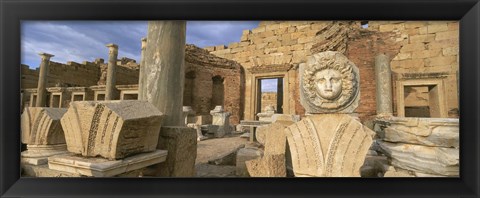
<box><xmin>210</xmin><ymin>105</ymin><xmax>232</xmax><ymax>138</ymax></box>
<box><xmin>285</xmin><ymin>114</ymin><xmax>373</xmax><ymax>177</ymax></box>
<box><xmin>286</xmin><ymin>51</ymin><xmax>373</xmax><ymax>177</ymax></box>
<box><xmin>300</xmin><ymin>51</ymin><xmax>360</xmax><ymax>114</ymax></box>
<box><xmin>60</xmin><ymin>101</ymin><xmax>163</xmax><ymax>160</ymax></box>
<box><xmin>21</xmin><ymin>107</ymin><xmax>67</xmax><ymax>145</ymax></box>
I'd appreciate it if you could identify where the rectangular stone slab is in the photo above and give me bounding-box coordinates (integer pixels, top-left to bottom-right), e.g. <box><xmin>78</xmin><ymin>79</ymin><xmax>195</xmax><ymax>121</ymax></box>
<box><xmin>48</xmin><ymin>150</ymin><xmax>167</xmax><ymax>177</ymax></box>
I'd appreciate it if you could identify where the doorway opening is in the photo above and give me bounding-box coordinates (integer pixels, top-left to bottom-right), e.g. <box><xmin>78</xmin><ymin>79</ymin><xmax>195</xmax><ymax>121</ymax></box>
<box><xmin>256</xmin><ymin>77</ymin><xmax>284</xmax><ymax>118</ymax></box>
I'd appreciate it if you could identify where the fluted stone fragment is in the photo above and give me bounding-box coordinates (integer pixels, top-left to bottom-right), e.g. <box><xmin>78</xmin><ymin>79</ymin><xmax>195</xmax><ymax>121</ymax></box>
<box><xmin>60</xmin><ymin>100</ymin><xmax>163</xmax><ymax>160</ymax></box>
<box><xmin>286</xmin><ymin>114</ymin><xmax>373</xmax><ymax>177</ymax></box>
<box><xmin>21</xmin><ymin>107</ymin><xmax>67</xmax><ymax>145</ymax></box>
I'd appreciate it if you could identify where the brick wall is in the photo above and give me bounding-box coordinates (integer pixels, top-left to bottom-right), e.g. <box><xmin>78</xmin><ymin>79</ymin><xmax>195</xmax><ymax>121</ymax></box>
<box><xmin>184</xmin><ymin>44</ymin><xmax>243</xmax><ymax>124</ymax></box>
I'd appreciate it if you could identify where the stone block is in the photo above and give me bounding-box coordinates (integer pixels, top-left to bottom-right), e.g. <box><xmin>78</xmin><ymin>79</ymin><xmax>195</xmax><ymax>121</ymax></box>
<box><xmin>156</xmin><ymin>126</ymin><xmax>197</xmax><ymax>177</ymax></box>
<box><xmin>379</xmin><ymin>117</ymin><xmax>459</xmax><ymax>148</ymax></box>
<box><xmin>427</xmin><ymin>24</ymin><xmax>448</xmax><ymax>33</ymax></box>
<box><xmin>391</xmin><ymin>59</ymin><xmax>424</xmax><ymax>69</ymax></box>
<box><xmin>378</xmin><ymin>141</ymin><xmax>459</xmax><ymax>176</ymax></box>
<box><xmin>435</xmin><ymin>31</ymin><xmax>458</xmax><ymax>41</ymax></box>
<box><xmin>400</xmin><ymin>43</ymin><xmax>426</xmax><ymax>53</ymax></box>
<box><xmin>424</xmin><ymin>55</ymin><xmax>456</xmax><ymax>67</ymax></box>
<box><xmin>392</xmin><ymin>53</ymin><xmax>411</xmax><ymax>61</ymax></box>
<box><xmin>442</xmin><ymin>46</ymin><xmax>459</xmax><ymax>56</ymax></box>
<box><xmin>411</xmin><ymin>49</ymin><xmax>442</xmax><ymax>59</ymax></box>
<box><xmin>409</xmin><ymin>34</ymin><xmax>435</xmax><ymax>43</ymax></box>
<box><xmin>246</xmin><ymin>154</ymin><xmax>286</xmax><ymax>177</ymax></box>
<box><xmin>236</xmin><ymin>148</ymin><xmax>262</xmax><ymax>177</ymax></box>
<box><xmin>48</xmin><ymin>150</ymin><xmax>167</xmax><ymax>177</ymax></box>
<box><xmin>21</xmin><ymin>107</ymin><xmax>67</xmax><ymax>145</ymax></box>
<box><xmin>60</xmin><ymin>101</ymin><xmax>163</xmax><ymax>160</ymax></box>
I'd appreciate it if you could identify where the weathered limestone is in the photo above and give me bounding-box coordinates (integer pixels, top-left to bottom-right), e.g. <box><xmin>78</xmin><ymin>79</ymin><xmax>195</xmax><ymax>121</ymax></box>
<box><xmin>374</xmin><ymin>117</ymin><xmax>459</xmax><ymax>177</ymax></box>
<box><xmin>21</xmin><ymin>107</ymin><xmax>67</xmax><ymax>145</ymax></box>
<box><xmin>246</xmin><ymin>119</ymin><xmax>295</xmax><ymax>177</ymax></box>
<box><xmin>155</xmin><ymin>126</ymin><xmax>197</xmax><ymax>177</ymax></box>
<box><xmin>139</xmin><ymin>21</ymin><xmax>186</xmax><ymax>126</ymax></box>
<box><xmin>48</xmin><ymin>150</ymin><xmax>167</xmax><ymax>177</ymax></box>
<box><xmin>377</xmin><ymin>117</ymin><xmax>459</xmax><ymax>148</ymax></box>
<box><xmin>256</xmin><ymin>105</ymin><xmax>275</xmax><ymax>122</ymax></box>
<box><xmin>105</xmin><ymin>44</ymin><xmax>118</xmax><ymax>100</ymax></box>
<box><xmin>299</xmin><ymin>51</ymin><xmax>360</xmax><ymax>114</ymax></box>
<box><xmin>375</xmin><ymin>53</ymin><xmax>393</xmax><ymax>116</ymax></box>
<box><xmin>286</xmin><ymin>51</ymin><xmax>373</xmax><ymax>177</ymax></box>
<box><xmin>286</xmin><ymin>115</ymin><xmax>374</xmax><ymax>177</ymax></box>
<box><xmin>36</xmin><ymin>53</ymin><xmax>54</xmax><ymax>107</ymax></box>
<box><xmin>236</xmin><ymin>148</ymin><xmax>262</xmax><ymax>177</ymax></box>
<box><xmin>378</xmin><ymin>141</ymin><xmax>459</xmax><ymax>176</ymax></box>
<box><xmin>21</xmin><ymin>107</ymin><xmax>68</xmax><ymax>165</ymax></box>
<box><xmin>210</xmin><ymin>106</ymin><xmax>232</xmax><ymax>138</ymax></box>
<box><xmin>60</xmin><ymin>100</ymin><xmax>163</xmax><ymax>160</ymax></box>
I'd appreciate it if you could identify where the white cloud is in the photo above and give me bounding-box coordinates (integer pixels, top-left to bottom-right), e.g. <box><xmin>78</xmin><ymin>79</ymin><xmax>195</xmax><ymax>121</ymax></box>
<box><xmin>21</xmin><ymin>21</ymin><xmax>258</xmax><ymax>68</ymax></box>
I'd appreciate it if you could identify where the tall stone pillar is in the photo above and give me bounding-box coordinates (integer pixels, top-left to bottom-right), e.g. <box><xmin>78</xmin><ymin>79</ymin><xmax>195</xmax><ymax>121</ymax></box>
<box><xmin>139</xmin><ymin>21</ymin><xmax>186</xmax><ymax>126</ymax></box>
<box><xmin>36</xmin><ymin>53</ymin><xmax>54</xmax><ymax>107</ymax></box>
<box><xmin>138</xmin><ymin>38</ymin><xmax>147</xmax><ymax>96</ymax></box>
<box><xmin>375</xmin><ymin>53</ymin><xmax>393</xmax><ymax>116</ymax></box>
<box><xmin>105</xmin><ymin>44</ymin><xmax>118</xmax><ymax>100</ymax></box>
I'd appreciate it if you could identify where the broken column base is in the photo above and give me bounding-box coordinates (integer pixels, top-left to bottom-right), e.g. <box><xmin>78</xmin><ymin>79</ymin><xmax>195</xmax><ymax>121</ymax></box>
<box><xmin>21</xmin><ymin>144</ymin><xmax>68</xmax><ymax>165</ymax></box>
<box><xmin>47</xmin><ymin>150</ymin><xmax>167</xmax><ymax>177</ymax></box>
<box><xmin>151</xmin><ymin>126</ymin><xmax>197</xmax><ymax>177</ymax></box>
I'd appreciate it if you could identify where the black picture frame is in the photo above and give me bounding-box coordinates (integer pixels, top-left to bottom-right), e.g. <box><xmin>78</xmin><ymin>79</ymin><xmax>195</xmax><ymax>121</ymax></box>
<box><xmin>1</xmin><ymin>0</ymin><xmax>479</xmax><ymax>197</ymax></box>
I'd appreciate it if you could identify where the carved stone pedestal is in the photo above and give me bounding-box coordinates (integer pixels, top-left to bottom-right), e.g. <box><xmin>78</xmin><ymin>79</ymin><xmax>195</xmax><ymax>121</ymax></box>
<box><xmin>21</xmin><ymin>144</ymin><xmax>68</xmax><ymax>165</ymax></box>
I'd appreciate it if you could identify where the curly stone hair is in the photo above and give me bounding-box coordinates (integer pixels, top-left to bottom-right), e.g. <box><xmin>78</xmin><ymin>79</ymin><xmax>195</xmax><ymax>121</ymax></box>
<box><xmin>302</xmin><ymin>51</ymin><xmax>359</xmax><ymax>111</ymax></box>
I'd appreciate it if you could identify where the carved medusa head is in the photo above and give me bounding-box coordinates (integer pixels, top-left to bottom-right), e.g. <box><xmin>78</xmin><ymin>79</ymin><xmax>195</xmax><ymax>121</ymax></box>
<box><xmin>302</xmin><ymin>51</ymin><xmax>360</xmax><ymax>113</ymax></box>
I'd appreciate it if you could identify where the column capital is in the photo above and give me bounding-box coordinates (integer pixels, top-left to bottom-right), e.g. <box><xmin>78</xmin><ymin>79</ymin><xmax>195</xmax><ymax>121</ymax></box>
<box><xmin>38</xmin><ymin>52</ymin><xmax>54</xmax><ymax>59</ymax></box>
<box><xmin>106</xmin><ymin>43</ymin><xmax>118</xmax><ymax>49</ymax></box>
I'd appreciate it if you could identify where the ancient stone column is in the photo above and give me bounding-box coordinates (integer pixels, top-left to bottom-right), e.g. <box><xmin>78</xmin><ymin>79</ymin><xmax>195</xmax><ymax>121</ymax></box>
<box><xmin>105</xmin><ymin>43</ymin><xmax>118</xmax><ymax>100</ymax></box>
<box><xmin>35</xmin><ymin>53</ymin><xmax>54</xmax><ymax>107</ymax></box>
<box><xmin>138</xmin><ymin>37</ymin><xmax>147</xmax><ymax>96</ymax></box>
<box><xmin>375</xmin><ymin>53</ymin><xmax>393</xmax><ymax>116</ymax></box>
<box><xmin>139</xmin><ymin>21</ymin><xmax>186</xmax><ymax>126</ymax></box>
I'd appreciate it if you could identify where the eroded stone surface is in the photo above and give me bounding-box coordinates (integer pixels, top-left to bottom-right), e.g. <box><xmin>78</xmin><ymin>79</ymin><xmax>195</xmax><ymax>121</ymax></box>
<box><xmin>21</xmin><ymin>107</ymin><xmax>67</xmax><ymax>145</ymax></box>
<box><xmin>236</xmin><ymin>148</ymin><xmax>262</xmax><ymax>177</ymax></box>
<box><xmin>378</xmin><ymin>117</ymin><xmax>459</xmax><ymax>148</ymax></box>
<box><xmin>285</xmin><ymin>114</ymin><xmax>373</xmax><ymax>177</ymax></box>
<box><xmin>155</xmin><ymin>126</ymin><xmax>197</xmax><ymax>177</ymax></box>
<box><xmin>378</xmin><ymin>141</ymin><xmax>459</xmax><ymax>176</ymax></box>
<box><xmin>60</xmin><ymin>100</ymin><xmax>163</xmax><ymax>160</ymax></box>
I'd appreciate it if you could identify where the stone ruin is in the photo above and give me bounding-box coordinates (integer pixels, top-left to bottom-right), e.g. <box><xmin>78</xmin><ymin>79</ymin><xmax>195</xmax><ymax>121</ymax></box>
<box><xmin>285</xmin><ymin>51</ymin><xmax>374</xmax><ymax>177</ymax></box>
<box><xmin>20</xmin><ymin>20</ymin><xmax>461</xmax><ymax>178</ymax></box>
<box><xmin>21</xmin><ymin>107</ymin><xmax>68</xmax><ymax>165</ymax></box>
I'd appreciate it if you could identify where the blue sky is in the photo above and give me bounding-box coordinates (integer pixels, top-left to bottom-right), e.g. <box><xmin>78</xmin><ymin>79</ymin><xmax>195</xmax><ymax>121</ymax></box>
<box><xmin>21</xmin><ymin>21</ymin><xmax>259</xmax><ymax>68</ymax></box>
<box><xmin>20</xmin><ymin>21</ymin><xmax>284</xmax><ymax>92</ymax></box>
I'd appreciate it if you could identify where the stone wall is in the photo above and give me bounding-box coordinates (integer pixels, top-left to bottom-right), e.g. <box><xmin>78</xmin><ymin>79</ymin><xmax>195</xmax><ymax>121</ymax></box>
<box><xmin>21</xmin><ymin>59</ymin><xmax>139</xmax><ymax>89</ymax></box>
<box><xmin>368</xmin><ymin>21</ymin><xmax>459</xmax><ymax>118</ymax></box>
<box><xmin>206</xmin><ymin>21</ymin><xmax>459</xmax><ymax>122</ymax></box>
<box><xmin>184</xmin><ymin>44</ymin><xmax>243</xmax><ymax>125</ymax></box>
<box><xmin>260</xmin><ymin>92</ymin><xmax>277</xmax><ymax>112</ymax></box>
